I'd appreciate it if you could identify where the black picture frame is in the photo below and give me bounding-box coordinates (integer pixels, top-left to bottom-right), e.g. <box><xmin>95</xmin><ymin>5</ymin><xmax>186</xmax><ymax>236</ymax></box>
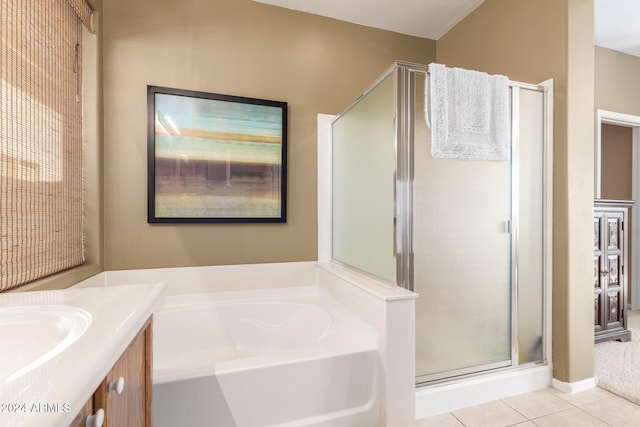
<box><xmin>147</xmin><ymin>86</ymin><xmax>287</xmax><ymax>223</ymax></box>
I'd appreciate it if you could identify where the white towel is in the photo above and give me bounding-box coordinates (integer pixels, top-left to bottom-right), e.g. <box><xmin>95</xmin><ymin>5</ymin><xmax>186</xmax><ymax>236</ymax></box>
<box><xmin>426</xmin><ymin>63</ymin><xmax>510</xmax><ymax>161</ymax></box>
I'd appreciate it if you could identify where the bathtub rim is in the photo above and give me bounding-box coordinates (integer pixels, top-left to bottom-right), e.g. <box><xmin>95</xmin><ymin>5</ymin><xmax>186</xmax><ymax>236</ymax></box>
<box><xmin>152</xmin><ymin>285</ymin><xmax>379</xmax><ymax>384</ymax></box>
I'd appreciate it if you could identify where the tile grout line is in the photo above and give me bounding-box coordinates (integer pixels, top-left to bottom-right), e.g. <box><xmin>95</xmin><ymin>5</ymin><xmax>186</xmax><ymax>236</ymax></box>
<box><xmin>498</xmin><ymin>391</ymin><xmax>614</xmax><ymax>426</ymax></box>
<box><xmin>499</xmin><ymin>397</ymin><xmax>532</xmax><ymax>423</ymax></box>
<box><xmin>574</xmin><ymin>398</ymin><xmax>617</xmax><ymax>427</ymax></box>
<box><xmin>450</xmin><ymin>412</ymin><xmax>467</xmax><ymax>426</ymax></box>
<box><xmin>525</xmin><ymin>404</ymin><xmax>616</xmax><ymax>427</ymax></box>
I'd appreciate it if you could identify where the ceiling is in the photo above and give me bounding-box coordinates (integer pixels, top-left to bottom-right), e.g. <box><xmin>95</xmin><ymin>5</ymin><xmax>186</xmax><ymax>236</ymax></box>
<box><xmin>595</xmin><ymin>0</ymin><xmax>640</xmax><ymax>57</ymax></box>
<box><xmin>254</xmin><ymin>0</ymin><xmax>640</xmax><ymax>58</ymax></box>
<box><xmin>253</xmin><ymin>0</ymin><xmax>484</xmax><ymax>40</ymax></box>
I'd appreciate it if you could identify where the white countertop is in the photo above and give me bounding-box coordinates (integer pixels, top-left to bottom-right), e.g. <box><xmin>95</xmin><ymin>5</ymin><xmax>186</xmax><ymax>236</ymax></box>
<box><xmin>0</xmin><ymin>282</ymin><xmax>167</xmax><ymax>427</ymax></box>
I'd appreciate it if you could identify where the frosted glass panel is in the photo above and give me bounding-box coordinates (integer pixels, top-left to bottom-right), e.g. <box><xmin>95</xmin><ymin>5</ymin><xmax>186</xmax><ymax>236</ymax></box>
<box><xmin>414</xmin><ymin>72</ymin><xmax>512</xmax><ymax>379</ymax></box>
<box><xmin>517</xmin><ymin>88</ymin><xmax>544</xmax><ymax>364</ymax></box>
<box><xmin>332</xmin><ymin>73</ymin><xmax>396</xmax><ymax>282</ymax></box>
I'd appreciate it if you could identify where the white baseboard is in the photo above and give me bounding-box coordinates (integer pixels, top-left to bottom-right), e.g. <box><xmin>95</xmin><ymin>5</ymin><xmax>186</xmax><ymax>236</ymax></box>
<box><xmin>415</xmin><ymin>365</ymin><xmax>552</xmax><ymax>419</ymax></box>
<box><xmin>551</xmin><ymin>377</ymin><xmax>597</xmax><ymax>394</ymax></box>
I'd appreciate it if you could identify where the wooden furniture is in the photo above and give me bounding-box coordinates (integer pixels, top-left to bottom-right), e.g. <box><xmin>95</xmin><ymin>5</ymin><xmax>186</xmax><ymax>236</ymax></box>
<box><xmin>594</xmin><ymin>200</ymin><xmax>633</xmax><ymax>343</ymax></box>
<box><xmin>70</xmin><ymin>318</ymin><xmax>152</xmax><ymax>427</ymax></box>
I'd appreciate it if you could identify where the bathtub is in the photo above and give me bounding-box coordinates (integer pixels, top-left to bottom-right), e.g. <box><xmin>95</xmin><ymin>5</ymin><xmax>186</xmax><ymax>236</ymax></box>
<box><xmin>152</xmin><ymin>286</ymin><xmax>378</xmax><ymax>427</ymax></box>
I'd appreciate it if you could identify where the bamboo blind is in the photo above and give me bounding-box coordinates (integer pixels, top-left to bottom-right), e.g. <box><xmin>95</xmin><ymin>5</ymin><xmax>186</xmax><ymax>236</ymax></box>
<box><xmin>0</xmin><ymin>0</ymin><xmax>91</xmax><ymax>291</ymax></box>
<box><xmin>65</xmin><ymin>0</ymin><xmax>92</xmax><ymax>32</ymax></box>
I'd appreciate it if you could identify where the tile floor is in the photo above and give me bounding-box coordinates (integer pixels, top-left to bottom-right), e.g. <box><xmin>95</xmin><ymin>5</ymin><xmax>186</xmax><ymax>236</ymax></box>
<box><xmin>416</xmin><ymin>387</ymin><xmax>640</xmax><ymax>426</ymax></box>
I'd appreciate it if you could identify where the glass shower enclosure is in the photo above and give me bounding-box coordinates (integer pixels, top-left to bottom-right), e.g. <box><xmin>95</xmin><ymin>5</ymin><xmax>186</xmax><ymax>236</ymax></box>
<box><xmin>331</xmin><ymin>61</ymin><xmax>551</xmax><ymax>383</ymax></box>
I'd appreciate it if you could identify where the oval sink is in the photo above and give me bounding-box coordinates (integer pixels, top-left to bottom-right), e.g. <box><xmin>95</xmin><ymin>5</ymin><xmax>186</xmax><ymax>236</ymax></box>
<box><xmin>0</xmin><ymin>305</ymin><xmax>92</xmax><ymax>383</ymax></box>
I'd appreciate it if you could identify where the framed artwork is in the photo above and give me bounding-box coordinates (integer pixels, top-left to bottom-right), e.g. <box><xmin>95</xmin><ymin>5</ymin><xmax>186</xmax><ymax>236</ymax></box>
<box><xmin>147</xmin><ymin>86</ymin><xmax>287</xmax><ymax>223</ymax></box>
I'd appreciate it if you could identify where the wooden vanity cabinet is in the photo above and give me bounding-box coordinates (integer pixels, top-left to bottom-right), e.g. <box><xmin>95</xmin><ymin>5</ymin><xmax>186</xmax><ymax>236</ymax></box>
<box><xmin>69</xmin><ymin>398</ymin><xmax>95</xmax><ymax>427</ymax></box>
<box><xmin>70</xmin><ymin>318</ymin><xmax>152</xmax><ymax>427</ymax></box>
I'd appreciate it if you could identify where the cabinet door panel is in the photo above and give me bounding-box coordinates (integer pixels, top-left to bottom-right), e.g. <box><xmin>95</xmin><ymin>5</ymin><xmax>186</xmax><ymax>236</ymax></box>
<box><xmin>607</xmin><ymin>290</ymin><xmax>623</xmax><ymax>329</ymax></box>
<box><xmin>108</xmin><ymin>323</ymin><xmax>148</xmax><ymax>427</ymax></box>
<box><xmin>595</xmin><ymin>293</ymin><xmax>603</xmax><ymax>331</ymax></box>
<box><xmin>607</xmin><ymin>217</ymin><xmax>621</xmax><ymax>251</ymax></box>
<box><xmin>69</xmin><ymin>396</ymin><xmax>93</xmax><ymax>427</ymax></box>
<box><xmin>608</xmin><ymin>254</ymin><xmax>621</xmax><ymax>287</ymax></box>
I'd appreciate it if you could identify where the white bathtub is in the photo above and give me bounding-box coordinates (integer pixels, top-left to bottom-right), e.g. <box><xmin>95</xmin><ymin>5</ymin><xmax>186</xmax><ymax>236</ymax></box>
<box><xmin>152</xmin><ymin>286</ymin><xmax>378</xmax><ymax>427</ymax></box>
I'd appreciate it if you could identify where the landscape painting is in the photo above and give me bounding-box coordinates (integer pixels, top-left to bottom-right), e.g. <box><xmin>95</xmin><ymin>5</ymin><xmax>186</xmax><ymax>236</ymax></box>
<box><xmin>147</xmin><ymin>86</ymin><xmax>287</xmax><ymax>223</ymax></box>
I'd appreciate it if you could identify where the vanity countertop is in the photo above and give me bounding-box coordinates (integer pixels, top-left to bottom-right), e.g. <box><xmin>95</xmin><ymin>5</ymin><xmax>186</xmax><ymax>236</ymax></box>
<box><xmin>0</xmin><ymin>282</ymin><xmax>167</xmax><ymax>427</ymax></box>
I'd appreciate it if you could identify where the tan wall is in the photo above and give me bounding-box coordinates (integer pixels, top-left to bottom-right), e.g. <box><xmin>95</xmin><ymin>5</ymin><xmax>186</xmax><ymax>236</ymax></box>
<box><xmin>596</xmin><ymin>46</ymin><xmax>640</xmax><ymax>116</ymax></box>
<box><xmin>601</xmin><ymin>124</ymin><xmax>633</xmax><ymax>200</ymax></box>
<box><xmin>564</xmin><ymin>0</ymin><xmax>596</xmax><ymax>384</ymax></box>
<box><xmin>600</xmin><ymin>124</ymin><xmax>634</xmax><ymax>304</ymax></box>
<box><xmin>437</xmin><ymin>0</ymin><xmax>595</xmax><ymax>383</ymax></box>
<box><xmin>437</xmin><ymin>2</ymin><xmax>567</xmax><ymax>84</ymax></box>
<box><xmin>102</xmin><ymin>0</ymin><xmax>435</xmax><ymax>270</ymax></box>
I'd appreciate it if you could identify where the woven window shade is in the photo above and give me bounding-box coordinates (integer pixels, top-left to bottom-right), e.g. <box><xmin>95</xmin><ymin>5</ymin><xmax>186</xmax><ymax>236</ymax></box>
<box><xmin>65</xmin><ymin>0</ymin><xmax>93</xmax><ymax>32</ymax></box>
<box><xmin>0</xmin><ymin>0</ymin><xmax>88</xmax><ymax>291</ymax></box>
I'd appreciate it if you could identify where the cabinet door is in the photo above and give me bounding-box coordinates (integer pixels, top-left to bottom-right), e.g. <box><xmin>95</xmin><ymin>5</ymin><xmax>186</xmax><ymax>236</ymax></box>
<box><xmin>594</xmin><ymin>215</ymin><xmax>604</xmax><ymax>332</ymax></box>
<box><xmin>69</xmin><ymin>397</ymin><xmax>93</xmax><ymax>427</ymax></box>
<box><xmin>95</xmin><ymin>320</ymin><xmax>151</xmax><ymax>427</ymax></box>
<box><xmin>604</xmin><ymin>213</ymin><xmax>624</xmax><ymax>330</ymax></box>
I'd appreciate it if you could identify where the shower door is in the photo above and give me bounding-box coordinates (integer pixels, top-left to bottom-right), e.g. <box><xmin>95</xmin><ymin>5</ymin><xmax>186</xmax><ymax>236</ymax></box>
<box><xmin>413</xmin><ymin>70</ymin><xmax>548</xmax><ymax>382</ymax></box>
<box><xmin>413</xmin><ymin>72</ymin><xmax>512</xmax><ymax>381</ymax></box>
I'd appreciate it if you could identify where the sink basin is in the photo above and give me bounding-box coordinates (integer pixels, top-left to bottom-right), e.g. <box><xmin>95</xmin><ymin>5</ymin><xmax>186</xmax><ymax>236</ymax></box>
<box><xmin>0</xmin><ymin>305</ymin><xmax>92</xmax><ymax>383</ymax></box>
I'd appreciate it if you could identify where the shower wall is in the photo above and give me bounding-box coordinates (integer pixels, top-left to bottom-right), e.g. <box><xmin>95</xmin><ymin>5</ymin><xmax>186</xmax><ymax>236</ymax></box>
<box><xmin>332</xmin><ymin>73</ymin><xmax>396</xmax><ymax>282</ymax></box>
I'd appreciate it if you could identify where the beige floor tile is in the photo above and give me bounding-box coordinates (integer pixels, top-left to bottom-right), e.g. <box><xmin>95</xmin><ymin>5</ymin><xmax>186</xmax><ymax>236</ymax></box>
<box><xmin>415</xmin><ymin>412</ymin><xmax>465</xmax><ymax>427</ymax></box>
<box><xmin>452</xmin><ymin>399</ymin><xmax>527</xmax><ymax>427</ymax></box>
<box><xmin>414</xmin><ymin>387</ymin><xmax>640</xmax><ymax>427</ymax></box>
<box><xmin>580</xmin><ymin>396</ymin><xmax>640</xmax><ymax>427</ymax></box>
<box><xmin>531</xmin><ymin>407</ymin><xmax>610</xmax><ymax>427</ymax></box>
<box><xmin>549</xmin><ymin>386</ymin><xmax>615</xmax><ymax>406</ymax></box>
<box><xmin>503</xmin><ymin>388</ymin><xmax>573</xmax><ymax>419</ymax></box>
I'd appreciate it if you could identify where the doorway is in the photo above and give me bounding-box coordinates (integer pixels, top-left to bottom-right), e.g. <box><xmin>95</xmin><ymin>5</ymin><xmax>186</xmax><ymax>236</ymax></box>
<box><xmin>595</xmin><ymin>110</ymin><xmax>640</xmax><ymax>310</ymax></box>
